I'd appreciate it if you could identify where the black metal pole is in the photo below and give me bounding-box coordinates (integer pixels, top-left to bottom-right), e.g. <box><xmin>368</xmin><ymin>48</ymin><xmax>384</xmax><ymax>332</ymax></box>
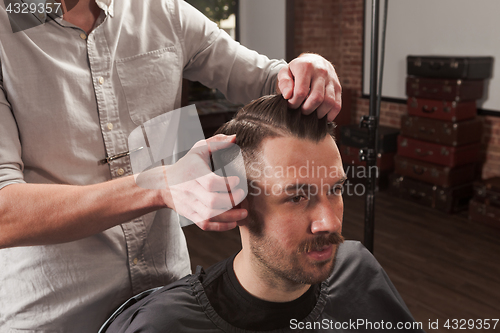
<box><xmin>364</xmin><ymin>0</ymin><xmax>381</xmax><ymax>253</ymax></box>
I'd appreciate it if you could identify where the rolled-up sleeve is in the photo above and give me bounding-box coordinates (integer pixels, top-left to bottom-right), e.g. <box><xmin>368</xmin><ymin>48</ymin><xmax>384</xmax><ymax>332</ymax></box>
<box><xmin>0</xmin><ymin>57</ymin><xmax>25</xmax><ymax>190</ymax></box>
<box><xmin>177</xmin><ymin>0</ymin><xmax>287</xmax><ymax>104</ymax></box>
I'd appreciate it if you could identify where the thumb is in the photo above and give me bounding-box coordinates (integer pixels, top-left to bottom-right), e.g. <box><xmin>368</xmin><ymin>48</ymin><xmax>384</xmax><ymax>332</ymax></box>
<box><xmin>189</xmin><ymin>134</ymin><xmax>236</xmax><ymax>161</ymax></box>
<box><xmin>206</xmin><ymin>134</ymin><xmax>237</xmax><ymax>154</ymax></box>
<box><xmin>278</xmin><ymin>66</ymin><xmax>294</xmax><ymax>99</ymax></box>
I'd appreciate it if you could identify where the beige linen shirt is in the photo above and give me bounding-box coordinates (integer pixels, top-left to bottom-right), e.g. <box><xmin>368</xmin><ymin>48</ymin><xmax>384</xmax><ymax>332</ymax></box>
<box><xmin>0</xmin><ymin>0</ymin><xmax>285</xmax><ymax>331</ymax></box>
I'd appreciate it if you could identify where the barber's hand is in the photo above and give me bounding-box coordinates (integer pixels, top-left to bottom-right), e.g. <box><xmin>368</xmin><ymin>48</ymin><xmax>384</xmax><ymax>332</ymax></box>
<box><xmin>277</xmin><ymin>53</ymin><xmax>342</xmax><ymax>122</ymax></box>
<box><xmin>162</xmin><ymin>134</ymin><xmax>247</xmax><ymax>231</ymax></box>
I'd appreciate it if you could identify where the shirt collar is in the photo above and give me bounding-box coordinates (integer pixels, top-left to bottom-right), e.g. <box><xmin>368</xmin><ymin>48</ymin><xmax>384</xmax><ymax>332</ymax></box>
<box><xmin>22</xmin><ymin>0</ymin><xmax>50</xmax><ymax>23</ymax></box>
<box><xmin>95</xmin><ymin>0</ymin><xmax>114</xmax><ymax>17</ymax></box>
<box><xmin>28</xmin><ymin>0</ymin><xmax>114</xmax><ymax>24</ymax></box>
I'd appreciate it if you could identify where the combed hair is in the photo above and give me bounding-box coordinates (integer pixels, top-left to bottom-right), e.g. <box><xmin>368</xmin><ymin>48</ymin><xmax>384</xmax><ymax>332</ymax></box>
<box><xmin>214</xmin><ymin>95</ymin><xmax>335</xmax><ymax>181</ymax></box>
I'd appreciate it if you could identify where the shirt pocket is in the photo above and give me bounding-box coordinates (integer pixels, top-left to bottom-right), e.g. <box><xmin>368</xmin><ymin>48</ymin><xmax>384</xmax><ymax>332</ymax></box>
<box><xmin>116</xmin><ymin>47</ymin><xmax>181</xmax><ymax>125</ymax></box>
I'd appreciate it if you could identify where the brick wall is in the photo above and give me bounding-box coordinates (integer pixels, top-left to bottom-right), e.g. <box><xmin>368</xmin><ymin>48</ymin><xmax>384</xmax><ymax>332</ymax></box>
<box><xmin>294</xmin><ymin>0</ymin><xmax>500</xmax><ymax>179</ymax></box>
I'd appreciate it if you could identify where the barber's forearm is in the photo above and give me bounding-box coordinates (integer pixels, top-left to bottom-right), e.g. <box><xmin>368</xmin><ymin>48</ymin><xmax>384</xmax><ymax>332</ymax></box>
<box><xmin>0</xmin><ymin>177</ymin><xmax>165</xmax><ymax>249</ymax></box>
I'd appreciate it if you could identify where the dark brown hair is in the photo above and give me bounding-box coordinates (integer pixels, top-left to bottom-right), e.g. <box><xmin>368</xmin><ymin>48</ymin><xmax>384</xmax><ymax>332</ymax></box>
<box><xmin>214</xmin><ymin>95</ymin><xmax>334</xmax><ymax>181</ymax></box>
<box><xmin>216</xmin><ymin>94</ymin><xmax>333</xmax><ymax>148</ymax></box>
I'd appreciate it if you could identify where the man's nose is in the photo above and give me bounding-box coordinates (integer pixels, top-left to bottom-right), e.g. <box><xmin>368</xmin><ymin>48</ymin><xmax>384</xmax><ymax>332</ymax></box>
<box><xmin>310</xmin><ymin>199</ymin><xmax>343</xmax><ymax>235</ymax></box>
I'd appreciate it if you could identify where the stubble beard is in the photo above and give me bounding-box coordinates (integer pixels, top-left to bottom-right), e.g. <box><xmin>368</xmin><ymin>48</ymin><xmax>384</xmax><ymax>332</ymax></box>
<box><xmin>249</xmin><ymin>226</ymin><xmax>344</xmax><ymax>286</ymax></box>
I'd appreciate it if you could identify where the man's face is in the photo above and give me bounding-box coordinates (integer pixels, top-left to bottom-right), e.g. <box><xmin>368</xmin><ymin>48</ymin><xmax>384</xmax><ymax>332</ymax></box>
<box><xmin>244</xmin><ymin>135</ymin><xmax>345</xmax><ymax>286</ymax></box>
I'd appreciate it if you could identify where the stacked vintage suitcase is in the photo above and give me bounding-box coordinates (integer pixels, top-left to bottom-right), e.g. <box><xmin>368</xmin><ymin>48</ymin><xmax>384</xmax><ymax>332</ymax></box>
<box><xmin>389</xmin><ymin>56</ymin><xmax>493</xmax><ymax>213</ymax></box>
<box><xmin>469</xmin><ymin>177</ymin><xmax>500</xmax><ymax>228</ymax></box>
<box><xmin>339</xmin><ymin>124</ymin><xmax>399</xmax><ymax>191</ymax></box>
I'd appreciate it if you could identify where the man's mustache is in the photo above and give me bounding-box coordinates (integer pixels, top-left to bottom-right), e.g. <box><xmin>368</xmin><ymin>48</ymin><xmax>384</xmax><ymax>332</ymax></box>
<box><xmin>298</xmin><ymin>232</ymin><xmax>344</xmax><ymax>253</ymax></box>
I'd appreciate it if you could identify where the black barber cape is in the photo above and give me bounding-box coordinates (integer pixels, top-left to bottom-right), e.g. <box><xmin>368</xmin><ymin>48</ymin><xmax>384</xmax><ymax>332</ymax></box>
<box><xmin>101</xmin><ymin>241</ymin><xmax>425</xmax><ymax>332</ymax></box>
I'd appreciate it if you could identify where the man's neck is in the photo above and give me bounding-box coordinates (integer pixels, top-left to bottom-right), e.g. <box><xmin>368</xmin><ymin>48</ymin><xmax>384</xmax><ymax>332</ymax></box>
<box><xmin>233</xmin><ymin>250</ymin><xmax>310</xmax><ymax>303</ymax></box>
<box><xmin>62</xmin><ymin>0</ymin><xmax>102</xmax><ymax>34</ymax></box>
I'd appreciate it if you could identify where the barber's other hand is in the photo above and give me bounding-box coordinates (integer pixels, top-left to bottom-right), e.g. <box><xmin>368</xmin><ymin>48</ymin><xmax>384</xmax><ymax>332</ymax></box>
<box><xmin>277</xmin><ymin>53</ymin><xmax>342</xmax><ymax>122</ymax></box>
<box><xmin>162</xmin><ymin>134</ymin><xmax>247</xmax><ymax>231</ymax></box>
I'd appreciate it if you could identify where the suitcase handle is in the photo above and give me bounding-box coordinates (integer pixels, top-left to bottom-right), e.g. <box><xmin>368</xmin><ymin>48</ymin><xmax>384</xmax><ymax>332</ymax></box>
<box><xmin>429</xmin><ymin>62</ymin><xmax>442</xmax><ymax>71</ymax></box>
<box><xmin>415</xmin><ymin>148</ymin><xmax>433</xmax><ymax>157</ymax></box>
<box><xmin>413</xmin><ymin>165</ymin><xmax>426</xmax><ymax>175</ymax></box>
<box><xmin>419</xmin><ymin>126</ymin><xmax>435</xmax><ymax>134</ymax></box>
<box><xmin>409</xmin><ymin>189</ymin><xmax>425</xmax><ymax>200</ymax></box>
<box><xmin>422</xmin><ymin>105</ymin><xmax>438</xmax><ymax>113</ymax></box>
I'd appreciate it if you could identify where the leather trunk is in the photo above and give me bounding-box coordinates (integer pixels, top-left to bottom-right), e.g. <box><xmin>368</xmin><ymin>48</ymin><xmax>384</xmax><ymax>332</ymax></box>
<box><xmin>473</xmin><ymin>177</ymin><xmax>500</xmax><ymax>207</ymax></box>
<box><xmin>406</xmin><ymin>77</ymin><xmax>484</xmax><ymax>101</ymax></box>
<box><xmin>397</xmin><ymin>136</ymin><xmax>480</xmax><ymax>167</ymax></box>
<box><xmin>340</xmin><ymin>145</ymin><xmax>395</xmax><ymax>171</ymax></box>
<box><xmin>407</xmin><ymin>97</ymin><xmax>477</xmax><ymax>122</ymax></box>
<box><xmin>389</xmin><ymin>174</ymin><xmax>473</xmax><ymax>213</ymax></box>
<box><xmin>469</xmin><ymin>199</ymin><xmax>500</xmax><ymax>229</ymax></box>
<box><xmin>394</xmin><ymin>156</ymin><xmax>475</xmax><ymax>187</ymax></box>
<box><xmin>407</xmin><ymin>56</ymin><xmax>494</xmax><ymax>79</ymax></box>
<box><xmin>340</xmin><ymin>125</ymin><xmax>399</xmax><ymax>153</ymax></box>
<box><xmin>400</xmin><ymin>115</ymin><xmax>482</xmax><ymax>146</ymax></box>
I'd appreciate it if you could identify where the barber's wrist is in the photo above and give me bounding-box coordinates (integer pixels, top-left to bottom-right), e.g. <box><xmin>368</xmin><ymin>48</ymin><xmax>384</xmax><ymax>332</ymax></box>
<box><xmin>123</xmin><ymin>172</ymin><xmax>170</xmax><ymax>211</ymax></box>
<box><xmin>155</xmin><ymin>166</ymin><xmax>174</xmax><ymax>210</ymax></box>
<box><xmin>158</xmin><ymin>186</ymin><xmax>174</xmax><ymax>210</ymax></box>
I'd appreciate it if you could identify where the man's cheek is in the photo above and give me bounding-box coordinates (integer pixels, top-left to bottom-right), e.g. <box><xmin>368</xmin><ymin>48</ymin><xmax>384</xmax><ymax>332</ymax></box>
<box><xmin>276</xmin><ymin>231</ymin><xmax>300</xmax><ymax>251</ymax></box>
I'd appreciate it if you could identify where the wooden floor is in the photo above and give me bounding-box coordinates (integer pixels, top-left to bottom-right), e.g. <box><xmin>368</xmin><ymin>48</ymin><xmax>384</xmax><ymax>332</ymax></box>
<box><xmin>183</xmin><ymin>191</ymin><xmax>500</xmax><ymax>333</ymax></box>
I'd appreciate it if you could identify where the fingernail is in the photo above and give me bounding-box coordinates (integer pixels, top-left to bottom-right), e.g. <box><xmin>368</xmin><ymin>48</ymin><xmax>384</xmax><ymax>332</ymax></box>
<box><xmin>241</xmin><ymin>210</ymin><xmax>248</xmax><ymax>218</ymax></box>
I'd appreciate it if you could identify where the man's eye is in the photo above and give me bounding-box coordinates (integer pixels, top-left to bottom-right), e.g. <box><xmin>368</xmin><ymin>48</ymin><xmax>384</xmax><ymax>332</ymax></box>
<box><xmin>290</xmin><ymin>195</ymin><xmax>306</xmax><ymax>203</ymax></box>
<box><xmin>332</xmin><ymin>184</ymin><xmax>343</xmax><ymax>195</ymax></box>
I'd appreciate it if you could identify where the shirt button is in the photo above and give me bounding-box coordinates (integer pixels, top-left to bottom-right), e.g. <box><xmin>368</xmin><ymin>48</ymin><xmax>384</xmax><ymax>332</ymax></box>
<box><xmin>133</xmin><ymin>258</ymin><xmax>138</xmax><ymax>265</ymax></box>
<box><xmin>79</xmin><ymin>33</ymin><xmax>87</xmax><ymax>40</ymax></box>
<box><xmin>117</xmin><ymin>168</ymin><xmax>125</xmax><ymax>176</ymax></box>
<box><xmin>98</xmin><ymin>77</ymin><xmax>104</xmax><ymax>85</ymax></box>
<box><xmin>107</xmin><ymin>123</ymin><xmax>113</xmax><ymax>130</ymax></box>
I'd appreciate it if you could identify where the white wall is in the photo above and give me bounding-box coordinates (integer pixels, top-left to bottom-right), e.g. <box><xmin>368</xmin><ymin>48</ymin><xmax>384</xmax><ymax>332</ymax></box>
<box><xmin>239</xmin><ymin>0</ymin><xmax>286</xmax><ymax>60</ymax></box>
<box><xmin>363</xmin><ymin>0</ymin><xmax>500</xmax><ymax>112</ymax></box>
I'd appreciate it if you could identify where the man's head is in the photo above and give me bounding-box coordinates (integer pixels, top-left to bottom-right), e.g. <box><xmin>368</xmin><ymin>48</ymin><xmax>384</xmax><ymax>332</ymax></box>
<box><xmin>216</xmin><ymin>95</ymin><xmax>345</xmax><ymax>286</ymax></box>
